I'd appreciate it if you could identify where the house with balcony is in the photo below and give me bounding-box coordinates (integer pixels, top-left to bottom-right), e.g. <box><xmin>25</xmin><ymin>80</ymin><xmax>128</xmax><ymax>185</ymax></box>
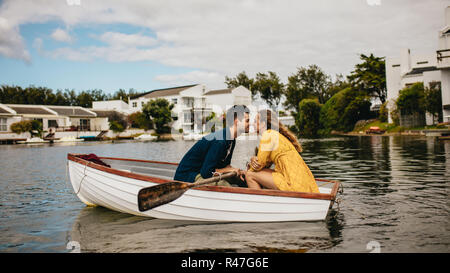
<box><xmin>128</xmin><ymin>84</ymin><xmax>253</xmax><ymax>134</ymax></box>
<box><xmin>129</xmin><ymin>84</ymin><xmax>212</xmax><ymax>133</ymax></box>
<box><xmin>386</xmin><ymin>6</ymin><xmax>450</xmax><ymax>124</ymax></box>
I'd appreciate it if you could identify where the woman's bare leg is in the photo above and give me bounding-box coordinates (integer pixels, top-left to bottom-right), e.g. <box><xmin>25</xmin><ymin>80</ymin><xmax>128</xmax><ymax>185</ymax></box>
<box><xmin>245</xmin><ymin>169</ymin><xmax>278</xmax><ymax>190</ymax></box>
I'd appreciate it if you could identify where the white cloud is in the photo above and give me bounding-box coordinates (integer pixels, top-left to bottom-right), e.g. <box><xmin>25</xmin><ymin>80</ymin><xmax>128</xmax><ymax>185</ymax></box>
<box><xmin>0</xmin><ymin>17</ymin><xmax>30</xmax><ymax>63</ymax></box>
<box><xmin>51</xmin><ymin>28</ymin><xmax>73</xmax><ymax>43</ymax></box>
<box><xmin>95</xmin><ymin>32</ymin><xmax>157</xmax><ymax>47</ymax></box>
<box><xmin>0</xmin><ymin>0</ymin><xmax>448</xmax><ymax>84</ymax></box>
<box><xmin>154</xmin><ymin>70</ymin><xmax>224</xmax><ymax>89</ymax></box>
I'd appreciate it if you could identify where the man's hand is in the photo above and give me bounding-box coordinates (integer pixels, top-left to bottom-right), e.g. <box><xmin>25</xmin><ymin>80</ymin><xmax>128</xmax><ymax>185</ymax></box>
<box><xmin>239</xmin><ymin>170</ymin><xmax>246</xmax><ymax>181</ymax></box>
<box><xmin>215</xmin><ymin>166</ymin><xmax>241</xmax><ymax>176</ymax></box>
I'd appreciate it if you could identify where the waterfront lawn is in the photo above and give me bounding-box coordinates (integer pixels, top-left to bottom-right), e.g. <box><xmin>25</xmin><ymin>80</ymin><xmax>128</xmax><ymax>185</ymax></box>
<box><xmin>352</xmin><ymin>119</ymin><xmax>448</xmax><ymax>134</ymax></box>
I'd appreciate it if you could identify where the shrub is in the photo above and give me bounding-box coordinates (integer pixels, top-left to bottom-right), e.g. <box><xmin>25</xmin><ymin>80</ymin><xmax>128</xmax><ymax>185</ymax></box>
<box><xmin>379</xmin><ymin>101</ymin><xmax>388</xmax><ymax>122</ymax></box>
<box><xmin>10</xmin><ymin>120</ymin><xmax>32</xmax><ymax>134</ymax></box>
<box><xmin>10</xmin><ymin>120</ymin><xmax>42</xmax><ymax>136</ymax></box>
<box><xmin>109</xmin><ymin>120</ymin><xmax>125</xmax><ymax>133</ymax></box>
<box><xmin>296</xmin><ymin>98</ymin><xmax>322</xmax><ymax>137</ymax></box>
<box><xmin>320</xmin><ymin>88</ymin><xmax>372</xmax><ymax>133</ymax></box>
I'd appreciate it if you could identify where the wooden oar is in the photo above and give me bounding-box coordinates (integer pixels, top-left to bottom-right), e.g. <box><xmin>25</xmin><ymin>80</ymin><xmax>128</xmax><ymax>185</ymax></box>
<box><xmin>137</xmin><ymin>171</ymin><xmax>238</xmax><ymax>212</ymax></box>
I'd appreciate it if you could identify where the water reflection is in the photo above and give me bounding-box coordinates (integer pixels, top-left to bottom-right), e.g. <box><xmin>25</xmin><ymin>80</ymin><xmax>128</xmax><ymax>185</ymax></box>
<box><xmin>69</xmin><ymin>206</ymin><xmax>343</xmax><ymax>253</ymax></box>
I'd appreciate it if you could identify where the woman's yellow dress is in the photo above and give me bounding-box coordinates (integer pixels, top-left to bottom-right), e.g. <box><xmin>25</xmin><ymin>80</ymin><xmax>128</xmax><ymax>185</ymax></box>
<box><xmin>249</xmin><ymin>129</ymin><xmax>319</xmax><ymax>193</ymax></box>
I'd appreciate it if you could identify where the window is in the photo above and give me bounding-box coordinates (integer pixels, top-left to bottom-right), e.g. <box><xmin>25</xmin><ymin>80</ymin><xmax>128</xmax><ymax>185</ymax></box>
<box><xmin>172</xmin><ymin>98</ymin><xmax>178</xmax><ymax>104</ymax></box>
<box><xmin>48</xmin><ymin>120</ymin><xmax>58</xmax><ymax>128</ymax></box>
<box><xmin>183</xmin><ymin>112</ymin><xmax>192</xmax><ymax>123</ymax></box>
<box><xmin>80</xmin><ymin>119</ymin><xmax>90</xmax><ymax>131</ymax></box>
<box><xmin>0</xmin><ymin>118</ymin><xmax>7</xmax><ymax>131</ymax></box>
<box><xmin>141</xmin><ymin>101</ymin><xmax>145</xmax><ymax>107</ymax></box>
<box><xmin>132</xmin><ymin>102</ymin><xmax>137</xmax><ymax>107</ymax></box>
<box><xmin>392</xmin><ymin>64</ymin><xmax>400</xmax><ymax>67</ymax></box>
<box><xmin>417</xmin><ymin>61</ymin><xmax>428</xmax><ymax>65</ymax></box>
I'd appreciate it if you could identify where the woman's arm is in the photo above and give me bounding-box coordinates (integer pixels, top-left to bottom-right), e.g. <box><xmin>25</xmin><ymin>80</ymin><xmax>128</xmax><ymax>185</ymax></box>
<box><xmin>248</xmin><ymin>130</ymin><xmax>274</xmax><ymax>172</ymax></box>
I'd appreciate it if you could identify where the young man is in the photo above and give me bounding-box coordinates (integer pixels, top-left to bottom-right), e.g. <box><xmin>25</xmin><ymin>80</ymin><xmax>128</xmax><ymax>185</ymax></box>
<box><xmin>173</xmin><ymin>105</ymin><xmax>250</xmax><ymax>187</ymax></box>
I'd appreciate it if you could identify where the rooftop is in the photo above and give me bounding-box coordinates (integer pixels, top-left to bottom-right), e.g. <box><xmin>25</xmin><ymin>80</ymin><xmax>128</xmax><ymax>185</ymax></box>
<box><xmin>404</xmin><ymin>66</ymin><xmax>439</xmax><ymax>76</ymax></box>
<box><xmin>132</xmin><ymin>84</ymin><xmax>198</xmax><ymax>99</ymax></box>
<box><xmin>204</xmin><ymin>88</ymin><xmax>233</xmax><ymax>96</ymax></box>
<box><xmin>7</xmin><ymin>105</ymin><xmax>57</xmax><ymax>116</ymax></box>
<box><xmin>47</xmin><ymin>106</ymin><xmax>96</xmax><ymax>117</ymax></box>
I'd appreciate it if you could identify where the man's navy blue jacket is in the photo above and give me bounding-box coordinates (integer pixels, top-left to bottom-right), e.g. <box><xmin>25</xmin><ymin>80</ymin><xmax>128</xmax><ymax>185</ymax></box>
<box><xmin>174</xmin><ymin>127</ymin><xmax>235</xmax><ymax>182</ymax></box>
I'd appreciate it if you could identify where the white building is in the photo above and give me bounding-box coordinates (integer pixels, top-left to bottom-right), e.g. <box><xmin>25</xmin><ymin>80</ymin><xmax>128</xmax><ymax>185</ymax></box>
<box><xmin>92</xmin><ymin>99</ymin><xmax>131</xmax><ymax>114</ymax></box>
<box><xmin>437</xmin><ymin>6</ymin><xmax>450</xmax><ymax>122</ymax></box>
<box><xmin>204</xmin><ymin>86</ymin><xmax>252</xmax><ymax>114</ymax></box>
<box><xmin>386</xmin><ymin>6</ymin><xmax>450</xmax><ymax>124</ymax></box>
<box><xmin>129</xmin><ymin>84</ymin><xmax>252</xmax><ymax>133</ymax></box>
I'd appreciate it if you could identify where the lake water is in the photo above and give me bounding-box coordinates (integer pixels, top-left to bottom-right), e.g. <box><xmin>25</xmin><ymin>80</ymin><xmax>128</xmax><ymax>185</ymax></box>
<box><xmin>0</xmin><ymin>136</ymin><xmax>449</xmax><ymax>253</ymax></box>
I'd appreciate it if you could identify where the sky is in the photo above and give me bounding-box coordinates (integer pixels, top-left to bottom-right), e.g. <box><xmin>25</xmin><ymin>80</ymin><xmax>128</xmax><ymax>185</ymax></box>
<box><xmin>0</xmin><ymin>0</ymin><xmax>449</xmax><ymax>95</ymax></box>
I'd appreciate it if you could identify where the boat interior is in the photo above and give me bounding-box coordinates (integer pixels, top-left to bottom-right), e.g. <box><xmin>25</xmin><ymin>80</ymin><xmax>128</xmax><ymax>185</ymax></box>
<box><xmin>99</xmin><ymin>157</ymin><xmax>336</xmax><ymax>193</ymax></box>
<box><xmin>101</xmin><ymin>157</ymin><xmax>178</xmax><ymax>181</ymax></box>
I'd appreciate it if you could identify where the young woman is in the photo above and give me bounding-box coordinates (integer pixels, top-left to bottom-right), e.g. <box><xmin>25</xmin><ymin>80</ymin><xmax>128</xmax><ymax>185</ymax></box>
<box><xmin>242</xmin><ymin>109</ymin><xmax>319</xmax><ymax>193</ymax></box>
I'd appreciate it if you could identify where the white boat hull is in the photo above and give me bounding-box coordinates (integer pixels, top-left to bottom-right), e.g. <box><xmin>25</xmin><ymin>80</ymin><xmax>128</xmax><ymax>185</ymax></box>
<box><xmin>67</xmin><ymin>154</ymin><xmax>339</xmax><ymax>222</ymax></box>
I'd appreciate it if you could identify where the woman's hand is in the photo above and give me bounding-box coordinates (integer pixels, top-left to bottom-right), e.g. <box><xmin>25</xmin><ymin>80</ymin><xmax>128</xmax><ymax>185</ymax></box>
<box><xmin>250</xmin><ymin>156</ymin><xmax>261</xmax><ymax>171</ymax></box>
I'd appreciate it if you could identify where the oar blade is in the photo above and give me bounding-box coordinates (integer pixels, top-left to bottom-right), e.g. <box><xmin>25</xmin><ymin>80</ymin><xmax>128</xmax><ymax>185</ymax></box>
<box><xmin>138</xmin><ymin>182</ymin><xmax>188</xmax><ymax>212</ymax></box>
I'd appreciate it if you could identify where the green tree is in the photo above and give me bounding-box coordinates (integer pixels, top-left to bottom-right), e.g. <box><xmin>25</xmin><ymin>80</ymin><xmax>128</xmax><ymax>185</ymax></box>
<box><xmin>128</xmin><ymin>111</ymin><xmax>153</xmax><ymax>130</ymax></box>
<box><xmin>348</xmin><ymin>53</ymin><xmax>387</xmax><ymax>103</ymax></box>
<box><xmin>143</xmin><ymin>98</ymin><xmax>174</xmax><ymax>134</ymax></box>
<box><xmin>396</xmin><ymin>82</ymin><xmax>425</xmax><ymax>116</ymax></box>
<box><xmin>253</xmin><ymin>71</ymin><xmax>284</xmax><ymax>108</ymax></box>
<box><xmin>328</xmin><ymin>73</ymin><xmax>351</xmax><ymax>98</ymax></box>
<box><xmin>63</xmin><ymin>89</ymin><xmax>78</xmax><ymax>106</ymax></box>
<box><xmin>225</xmin><ymin>71</ymin><xmax>255</xmax><ymax>96</ymax></box>
<box><xmin>110</xmin><ymin>88</ymin><xmax>140</xmax><ymax>103</ymax></box>
<box><xmin>296</xmin><ymin>99</ymin><xmax>322</xmax><ymax>137</ymax></box>
<box><xmin>424</xmin><ymin>81</ymin><xmax>443</xmax><ymax>124</ymax></box>
<box><xmin>284</xmin><ymin>65</ymin><xmax>331</xmax><ymax>116</ymax></box>
<box><xmin>320</xmin><ymin>88</ymin><xmax>372</xmax><ymax>133</ymax></box>
<box><xmin>76</xmin><ymin>91</ymin><xmax>94</xmax><ymax>108</ymax></box>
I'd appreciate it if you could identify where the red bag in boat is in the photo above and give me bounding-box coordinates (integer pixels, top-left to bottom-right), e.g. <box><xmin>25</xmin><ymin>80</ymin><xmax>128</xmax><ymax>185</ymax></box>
<box><xmin>78</xmin><ymin>153</ymin><xmax>111</xmax><ymax>168</ymax></box>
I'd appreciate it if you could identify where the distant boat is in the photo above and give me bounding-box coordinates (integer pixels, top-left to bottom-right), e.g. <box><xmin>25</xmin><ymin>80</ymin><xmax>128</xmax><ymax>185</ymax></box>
<box><xmin>55</xmin><ymin>136</ymin><xmax>84</xmax><ymax>143</ymax></box>
<box><xmin>17</xmin><ymin>137</ymin><xmax>50</xmax><ymax>144</ymax></box>
<box><xmin>134</xmin><ymin>134</ymin><xmax>157</xmax><ymax>141</ymax></box>
<box><xmin>182</xmin><ymin>132</ymin><xmax>206</xmax><ymax>141</ymax></box>
<box><xmin>67</xmin><ymin>153</ymin><xmax>341</xmax><ymax>222</ymax></box>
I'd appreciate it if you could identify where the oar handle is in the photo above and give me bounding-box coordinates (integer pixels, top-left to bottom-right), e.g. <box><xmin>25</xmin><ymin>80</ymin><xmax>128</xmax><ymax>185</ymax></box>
<box><xmin>188</xmin><ymin>171</ymin><xmax>238</xmax><ymax>188</ymax></box>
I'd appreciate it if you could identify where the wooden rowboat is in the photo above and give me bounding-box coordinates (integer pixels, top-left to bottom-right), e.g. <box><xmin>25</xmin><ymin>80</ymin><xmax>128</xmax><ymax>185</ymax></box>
<box><xmin>67</xmin><ymin>153</ymin><xmax>341</xmax><ymax>222</ymax></box>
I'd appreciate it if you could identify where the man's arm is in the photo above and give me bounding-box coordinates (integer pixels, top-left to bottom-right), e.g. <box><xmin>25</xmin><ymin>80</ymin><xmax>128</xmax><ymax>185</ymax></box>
<box><xmin>199</xmin><ymin>141</ymin><xmax>227</xmax><ymax>179</ymax></box>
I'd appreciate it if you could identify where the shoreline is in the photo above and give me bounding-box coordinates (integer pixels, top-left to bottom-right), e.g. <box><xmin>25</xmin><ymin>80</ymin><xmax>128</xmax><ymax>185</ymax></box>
<box><xmin>333</xmin><ymin>130</ymin><xmax>450</xmax><ymax>137</ymax></box>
